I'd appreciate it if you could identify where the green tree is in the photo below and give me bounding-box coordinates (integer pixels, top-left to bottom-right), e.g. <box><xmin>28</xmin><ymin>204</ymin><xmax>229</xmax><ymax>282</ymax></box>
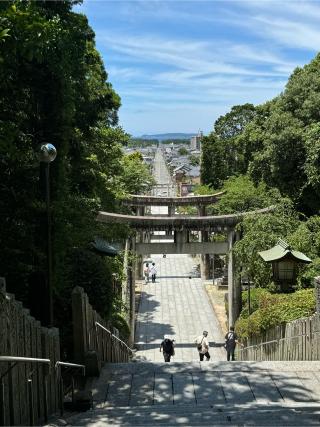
<box><xmin>248</xmin><ymin>109</ymin><xmax>305</xmax><ymax>200</ymax></box>
<box><xmin>214</xmin><ymin>103</ymin><xmax>256</xmax><ymax>140</ymax></box>
<box><xmin>233</xmin><ymin>204</ymin><xmax>299</xmax><ymax>287</ymax></box>
<box><xmin>200</xmin><ymin>133</ymin><xmax>227</xmax><ymax>187</ymax></box>
<box><xmin>213</xmin><ymin>103</ymin><xmax>256</xmax><ymax>176</ymax></box>
<box><xmin>0</xmin><ymin>0</ymin><xmax>132</xmax><ymax>332</ymax></box>
<box><xmin>178</xmin><ymin>147</ymin><xmax>188</xmax><ymax>156</ymax></box>
<box><xmin>189</xmin><ymin>154</ymin><xmax>200</xmax><ymax>166</ymax></box>
<box><xmin>242</xmin><ymin>54</ymin><xmax>320</xmax><ymax>214</ymax></box>
<box><xmin>215</xmin><ymin>176</ymin><xmax>282</xmax><ymax>214</ymax></box>
<box><xmin>118</xmin><ymin>152</ymin><xmax>156</xmax><ymax>195</ymax></box>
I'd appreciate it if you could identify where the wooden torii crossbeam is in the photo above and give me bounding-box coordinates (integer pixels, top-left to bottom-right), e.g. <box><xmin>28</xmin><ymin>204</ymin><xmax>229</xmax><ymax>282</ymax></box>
<box><xmin>121</xmin><ymin>191</ymin><xmax>225</xmax><ymax>207</ymax></box>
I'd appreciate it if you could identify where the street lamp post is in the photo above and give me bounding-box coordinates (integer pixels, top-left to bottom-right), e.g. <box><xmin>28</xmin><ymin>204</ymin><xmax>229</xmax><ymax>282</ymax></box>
<box><xmin>40</xmin><ymin>143</ymin><xmax>57</xmax><ymax>327</ymax></box>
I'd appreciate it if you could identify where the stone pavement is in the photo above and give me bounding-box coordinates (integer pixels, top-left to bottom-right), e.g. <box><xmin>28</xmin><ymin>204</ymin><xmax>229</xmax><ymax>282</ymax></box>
<box><xmin>57</xmin><ymin>361</ymin><xmax>320</xmax><ymax>426</ymax></box>
<box><xmin>135</xmin><ymin>253</ymin><xmax>226</xmax><ymax>362</ymax></box>
<box><xmin>135</xmin><ymin>148</ymin><xmax>225</xmax><ymax>362</ymax></box>
<box><xmin>152</xmin><ymin>149</ymin><xmax>174</xmax><ymax>195</ymax></box>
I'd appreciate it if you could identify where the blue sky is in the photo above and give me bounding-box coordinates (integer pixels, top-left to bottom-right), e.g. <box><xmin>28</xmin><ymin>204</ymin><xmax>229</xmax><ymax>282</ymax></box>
<box><xmin>75</xmin><ymin>0</ymin><xmax>320</xmax><ymax>136</ymax></box>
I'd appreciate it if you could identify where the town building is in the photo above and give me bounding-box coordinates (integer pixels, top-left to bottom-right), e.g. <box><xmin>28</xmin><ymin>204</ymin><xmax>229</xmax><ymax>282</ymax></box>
<box><xmin>190</xmin><ymin>130</ymin><xmax>203</xmax><ymax>151</ymax></box>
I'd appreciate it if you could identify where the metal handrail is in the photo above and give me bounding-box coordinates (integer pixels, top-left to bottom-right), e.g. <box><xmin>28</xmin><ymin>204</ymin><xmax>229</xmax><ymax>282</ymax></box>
<box><xmin>237</xmin><ymin>332</ymin><xmax>312</xmax><ymax>353</ymax></box>
<box><xmin>55</xmin><ymin>361</ymin><xmax>86</xmax><ymax>417</ymax></box>
<box><xmin>55</xmin><ymin>361</ymin><xmax>85</xmax><ymax>373</ymax></box>
<box><xmin>0</xmin><ymin>356</ymin><xmax>51</xmax><ymax>426</ymax></box>
<box><xmin>0</xmin><ymin>356</ymin><xmax>51</xmax><ymax>365</ymax></box>
<box><xmin>95</xmin><ymin>321</ymin><xmax>134</xmax><ymax>354</ymax></box>
<box><xmin>260</xmin><ymin>339</ymin><xmax>278</xmax><ymax>346</ymax></box>
<box><xmin>279</xmin><ymin>334</ymin><xmax>309</xmax><ymax>341</ymax></box>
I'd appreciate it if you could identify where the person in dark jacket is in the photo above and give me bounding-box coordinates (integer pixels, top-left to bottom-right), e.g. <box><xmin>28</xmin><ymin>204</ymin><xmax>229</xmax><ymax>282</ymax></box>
<box><xmin>160</xmin><ymin>335</ymin><xmax>175</xmax><ymax>362</ymax></box>
<box><xmin>225</xmin><ymin>326</ymin><xmax>242</xmax><ymax>361</ymax></box>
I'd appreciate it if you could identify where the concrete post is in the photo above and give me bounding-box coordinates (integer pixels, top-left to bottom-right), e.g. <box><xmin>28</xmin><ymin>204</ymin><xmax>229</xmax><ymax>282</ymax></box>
<box><xmin>212</xmin><ymin>255</ymin><xmax>215</xmax><ymax>282</ymax></box>
<box><xmin>315</xmin><ymin>277</ymin><xmax>320</xmax><ymax>313</ymax></box>
<box><xmin>227</xmin><ymin>231</ymin><xmax>241</xmax><ymax>328</ymax></box>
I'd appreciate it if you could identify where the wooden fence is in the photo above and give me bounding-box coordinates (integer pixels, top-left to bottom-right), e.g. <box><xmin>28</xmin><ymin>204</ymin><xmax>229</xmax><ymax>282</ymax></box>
<box><xmin>72</xmin><ymin>286</ymin><xmax>133</xmax><ymax>373</ymax></box>
<box><xmin>0</xmin><ymin>283</ymin><xmax>131</xmax><ymax>425</ymax></box>
<box><xmin>0</xmin><ymin>287</ymin><xmax>60</xmax><ymax>426</ymax></box>
<box><xmin>236</xmin><ymin>313</ymin><xmax>320</xmax><ymax>361</ymax></box>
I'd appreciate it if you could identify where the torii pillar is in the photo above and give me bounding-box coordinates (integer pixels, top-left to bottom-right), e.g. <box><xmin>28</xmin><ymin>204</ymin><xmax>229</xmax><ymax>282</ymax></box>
<box><xmin>135</xmin><ymin>206</ymin><xmax>145</xmax><ymax>279</ymax></box>
<box><xmin>168</xmin><ymin>204</ymin><xmax>175</xmax><ymax>217</ymax></box>
<box><xmin>198</xmin><ymin>205</ymin><xmax>210</xmax><ymax>280</ymax></box>
<box><xmin>122</xmin><ymin>236</ymin><xmax>136</xmax><ymax>346</ymax></box>
<box><xmin>227</xmin><ymin>230</ymin><xmax>241</xmax><ymax>327</ymax></box>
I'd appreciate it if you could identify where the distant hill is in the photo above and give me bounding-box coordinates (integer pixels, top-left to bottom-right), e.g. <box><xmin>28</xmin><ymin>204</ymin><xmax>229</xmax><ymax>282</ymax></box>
<box><xmin>140</xmin><ymin>133</ymin><xmax>195</xmax><ymax>141</ymax></box>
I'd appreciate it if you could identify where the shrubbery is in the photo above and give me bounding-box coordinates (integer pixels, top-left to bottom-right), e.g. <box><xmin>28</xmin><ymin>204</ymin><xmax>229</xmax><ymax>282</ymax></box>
<box><xmin>236</xmin><ymin>288</ymin><xmax>315</xmax><ymax>339</ymax></box>
<box><xmin>111</xmin><ymin>313</ymin><xmax>131</xmax><ymax>341</ymax></box>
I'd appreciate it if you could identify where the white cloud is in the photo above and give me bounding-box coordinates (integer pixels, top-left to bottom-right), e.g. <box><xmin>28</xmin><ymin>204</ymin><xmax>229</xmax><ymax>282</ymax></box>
<box><xmin>227</xmin><ymin>0</ymin><xmax>320</xmax><ymax>51</ymax></box>
<box><xmin>80</xmin><ymin>0</ymin><xmax>320</xmax><ymax>133</ymax></box>
<box><xmin>101</xmin><ymin>30</ymin><xmax>292</xmax><ymax>131</ymax></box>
<box><xmin>99</xmin><ymin>32</ymin><xmax>293</xmax><ymax>77</ymax></box>
<box><xmin>252</xmin><ymin>16</ymin><xmax>320</xmax><ymax>51</ymax></box>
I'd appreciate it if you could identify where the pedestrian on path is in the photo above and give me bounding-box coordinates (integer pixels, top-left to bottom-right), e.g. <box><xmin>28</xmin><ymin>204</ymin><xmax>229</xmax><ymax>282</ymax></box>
<box><xmin>224</xmin><ymin>326</ymin><xmax>242</xmax><ymax>361</ymax></box>
<box><xmin>195</xmin><ymin>331</ymin><xmax>210</xmax><ymax>361</ymax></box>
<box><xmin>143</xmin><ymin>263</ymin><xmax>150</xmax><ymax>284</ymax></box>
<box><xmin>150</xmin><ymin>262</ymin><xmax>157</xmax><ymax>283</ymax></box>
<box><xmin>160</xmin><ymin>335</ymin><xmax>175</xmax><ymax>362</ymax></box>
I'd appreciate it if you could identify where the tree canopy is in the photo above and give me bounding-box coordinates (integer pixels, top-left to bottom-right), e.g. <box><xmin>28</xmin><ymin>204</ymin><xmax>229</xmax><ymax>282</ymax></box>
<box><xmin>200</xmin><ymin>53</ymin><xmax>320</xmax><ymax>289</ymax></box>
<box><xmin>0</xmin><ymin>0</ymin><xmax>154</xmax><ymax>342</ymax></box>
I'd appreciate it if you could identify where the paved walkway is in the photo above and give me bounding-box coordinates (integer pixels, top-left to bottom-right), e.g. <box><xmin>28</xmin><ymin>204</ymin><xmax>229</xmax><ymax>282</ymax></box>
<box><xmin>135</xmin><ymin>148</ymin><xmax>225</xmax><ymax>362</ymax></box>
<box><xmin>63</xmin><ymin>361</ymin><xmax>320</xmax><ymax>426</ymax></box>
<box><xmin>135</xmin><ymin>255</ymin><xmax>226</xmax><ymax>362</ymax></box>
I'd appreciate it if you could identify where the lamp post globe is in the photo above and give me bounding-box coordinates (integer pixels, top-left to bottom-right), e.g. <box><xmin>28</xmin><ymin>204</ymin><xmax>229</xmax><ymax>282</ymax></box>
<box><xmin>40</xmin><ymin>143</ymin><xmax>57</xmax><ymax>163</ymax></box>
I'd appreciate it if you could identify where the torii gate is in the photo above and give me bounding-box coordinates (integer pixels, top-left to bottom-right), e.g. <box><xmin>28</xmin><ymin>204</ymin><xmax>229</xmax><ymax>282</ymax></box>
<box><xmin>97</xmin><ymin>202</ymin><xmax>272</xmax><ymax>327</ymax></box>
<box><xmin>122</xmin><ymin>192</ymin><xmax>225</xmax><ymax>279</ymax></box>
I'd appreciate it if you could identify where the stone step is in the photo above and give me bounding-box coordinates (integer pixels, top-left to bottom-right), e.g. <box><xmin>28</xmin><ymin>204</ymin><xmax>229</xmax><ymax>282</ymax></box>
<box><xmin>91</xmin><ymin>361</ymin><xmax>320</xmax><ymax>409</ymax></box>
<box><xmin>47</xmin><ymin>361</ymin><xmax>320</xmax><ymax>426</ymax></box>
<box><xmin>97</xmin><ymin>360</ymin><xmax>320</xmax><ymax>374</ymax></box>
<box><xmin>61</xmin><ymin>402</ymin><xmax>320</xmax><ymax>426</ymax></box>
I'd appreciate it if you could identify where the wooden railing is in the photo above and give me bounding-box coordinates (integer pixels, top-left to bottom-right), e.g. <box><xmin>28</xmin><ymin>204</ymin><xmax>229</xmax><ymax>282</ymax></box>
<box><xmin>0</xmin><ymin>286</ymin><xmax>61</xmax><ymax>425</ymax></box>
<box><xmin>0</xmin><ymin>284</ymin><xmax>132</xmax><ymax>425</ymax></box>
<box><xmin>72</xmin><ymin>287</ymin><xmax>133</xmax><ymax>371</ymax></box>
<box><xmin>0</xmin><ymin>356</ymin><xmax>51</xmax><ymax>426</ymax></box>
<box><xmin>0</xmin><ymin>356</ymin><xmax>85</xmax><ymax>426</ymax></box>
<box><xmin>236</xmin><ymin>313</ymin><xmax>320</xmax><ymax>361</ymax></box>
<box><xmin>95</xmin><ymin>322</ymin><xmax>133</xmax><ymax>363</ymax></box>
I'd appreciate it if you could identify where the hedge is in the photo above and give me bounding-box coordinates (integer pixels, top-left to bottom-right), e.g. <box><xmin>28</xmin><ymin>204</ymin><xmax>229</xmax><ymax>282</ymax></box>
<box><xmin>235</xmin><ymin>288</ymin><xmax>315</xmax><ymax>339</ymax></box>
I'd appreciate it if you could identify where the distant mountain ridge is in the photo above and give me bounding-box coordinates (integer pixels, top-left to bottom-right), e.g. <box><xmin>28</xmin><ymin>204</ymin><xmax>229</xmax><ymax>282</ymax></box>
<box><xmin>139</xmin><ymin>133</ymin><xmax>196</xmax><ymax>141</ymax></box>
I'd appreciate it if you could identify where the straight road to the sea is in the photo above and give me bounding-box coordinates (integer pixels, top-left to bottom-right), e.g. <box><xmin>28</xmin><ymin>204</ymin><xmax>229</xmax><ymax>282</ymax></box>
<box><xmin>135</xmin><ymin>148</ymin><xmax>225</xmax><ymax>362</ymax></box>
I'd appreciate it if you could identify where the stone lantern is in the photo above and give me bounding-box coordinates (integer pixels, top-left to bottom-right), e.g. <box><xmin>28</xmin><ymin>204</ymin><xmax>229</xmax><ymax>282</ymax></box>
<box><xmin>259</xmin><ymin>239</ymin><xmax>311</xmax><ymax>291</ymax></box>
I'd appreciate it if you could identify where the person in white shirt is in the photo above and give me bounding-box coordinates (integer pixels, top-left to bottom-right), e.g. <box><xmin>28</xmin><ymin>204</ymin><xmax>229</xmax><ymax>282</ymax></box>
<box><xmin>143</xmin><ymin>263</ymin><xmax>150</xmax><ymax>284</ymax></box>
<box><xmin>195</xmin><ymin>330</ymin><xmax>210</xmax><ymax>361</ymax></box>
<box><xmin>150</xmin><ymin>262</ymin><xmax>157</xmax><ymax>283</ymax></box>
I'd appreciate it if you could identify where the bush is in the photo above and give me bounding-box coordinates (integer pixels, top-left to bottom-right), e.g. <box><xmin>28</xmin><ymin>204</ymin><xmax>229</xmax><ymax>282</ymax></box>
<box><xmin>111</xmin><ymin>313</ymin><xmax>131</xmax><ymax>342</ymax></box>
<box><xmin>236</xmin><ymin>289</ymin><xmax>315</xmax><ymax>339</ymax></box>
<box><xmin>241</xmin><ymin>287</ymin><xmax>270</xmax><ymax>318</ymax></box>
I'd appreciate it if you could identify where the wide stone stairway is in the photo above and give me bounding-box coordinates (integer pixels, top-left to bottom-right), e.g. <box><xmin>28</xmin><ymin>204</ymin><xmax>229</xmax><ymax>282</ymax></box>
<box><xmin>51</xmin><ymin>150</ymin><xmax>320</xmax><ymax>426</ymax></box>
<box><xmin>62</xmin><ymin>361</ymin><xmax>320</xmax><ymax>426</ymax></box>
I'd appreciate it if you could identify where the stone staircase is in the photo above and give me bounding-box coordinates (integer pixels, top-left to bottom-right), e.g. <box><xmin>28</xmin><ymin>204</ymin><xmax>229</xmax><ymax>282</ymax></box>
<box><xmin>57</xmin><ymin>361</ymin><xmax>320</xmax><ymax>426</ymax></box>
